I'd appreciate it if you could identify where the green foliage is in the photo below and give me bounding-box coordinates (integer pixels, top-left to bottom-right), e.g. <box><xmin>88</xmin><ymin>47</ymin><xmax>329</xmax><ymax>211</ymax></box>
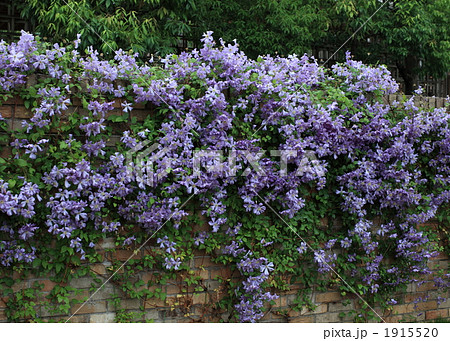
<box><xmin>324</xmin><ymin>0</ymin><xmax>450</xmax><ymax>93</ymax></box>
<box><xmin>17</xmin><ymin>0</ymin><xmax>195</xmax><ymax>58</ymax></box>
<box><xmin>0</xmin><ymin>33</ymin><xmax>447</xmax><ymax>323</ymax></box>
<box><xmin>16</xmin><ymin>0</ymin><xmax>450</xmax><ymax>94</ymax></box>
<box><xmin>190</xmin><ymin>0</ymin><xmax>450</xmax><ymax>93</ymax></box>
<box><xmin>189</xmin><ymin>0</ymin><xmax>330</xmax><ymax>59</ymax></box>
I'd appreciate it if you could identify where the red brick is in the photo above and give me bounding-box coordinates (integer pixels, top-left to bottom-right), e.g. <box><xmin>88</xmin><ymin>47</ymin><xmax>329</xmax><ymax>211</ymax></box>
<box><xmin>90</xmin><ymin>264</ymin><xmax>107</xmax><ymax>275</ymax></box>
<box><xmin>193</xmin><ymin>250</ymin><xmax>205</xmax><ymax>258</ymax></box>
<box><xmin>144</xmin><ymin>297</ymin><xmax>166</xmax><ymax>308</ymax></box>
<box><xmin>192</xmin><ymin>293</ymin><xmax>208</xmax><ymax>305</ymax></box>
<box><xmin>315</xmin><ymin>292</ymin><xmax>342</xmax><ymax>303</ymax></box>
<box><xmin>385</xmin><ymin>315</ymin><xmax>402</xmax><ymax>323</ymax></box>
<box><xmin>417</xmin><ymin>222</ymin><xmax>438</xmax><ymax>229</ymax></box>
<box><xmin>0</xmin><ymin>147</ymin><xmax>12</xmax><ymax>159</ymax></box>
<box><xmin>0</xmin><ymin>298</ymin><xmax>7</xmax><ymax>309</ymax></box>
<box><xmin>11</xmin><ymin>119</ymin><xmax>26</xmax><ymax>131</ymax></box>
<box><xmin>66</xmin><ymin>314</ymin><xmax>89</xmax><ymax>323</ymax></box>
<box><xmin>327</xmin><ymin>301</ymin><xmax>351</xmax><ymax>313</ymax></box>
<box><xmin>167</xmin><ymin>284</ymin><xmax>182</xmax><ymax>295</ymax></box>
<box><xmin>319</xmin><ymin>217</ymin><xmax>328</xmax><ymax>226</ymax></box>
<box><xmin>260</xmin><ymin>311</ymin><xmax>275</xmax><ymax>321</ymax></box>
<box><xmin>71</xmin><ymin>98</ymin><xmax>82</xmax><ymax>106</ymax></box>
<box><xmin>130</xmin><ymin>109</ymin><xmax>152</xmax><ymax>122</ymax></box>
<box><xmin>432</xmin><ymin>252</ymin><xmax>448</xmax><ymax>260</ymax></box>
<box><xmin>286</xmin><ymin>309</ymin><xmax>303</xmax><ymax>318</ymax></box>
<box><xmin>104</xmin><ymin>108</ymin><xmax>123</xmax><ymax>118</ymax></box>
<box><xmin>142</xmin><ymin>273</ymin><xmax>162</xmax><ymax>290</ymax></box>
<box><xmin>72</xmin><ymin>290</ymin><xmax>90</xmax><ymax>302</ymax></box>
<box><xmin>417</xmin><ymin>281</ymin><xmax>436</xmax><ymax>292</ymax></box>
<box><xmin>141</xmin><ymin>273</ymin><xmax>155</xmax><ymax>284</ymax></box>
<box><xmin>279</xmin><ymin>296</ymin><xmax>288</xmax><ymax>307</ymax></box>
<box><xmin>415</xmin><ymin>301</ymin><xmax>438</xmax><ymax>311</ymax></box>
<box><xmin>112</xmin><ymin>99</ymin><xmax>122</xmax><ymax>108</ymax></box>
<box><xmin>307</xmin><ymin>303</ymin><xmax>328</xmax><ymax>315</ymax></box>
<box><xmin>425</xmin><ymin>309</ymin><xmax>448</xmax><ymax>320</ymax></box>
<box><xmin>14</xmin><ymin>106</ymin><xmax>33</xmax><ymax>118</ymax></box>
<box><xmin>11</xmin><ymin>281</ymin><xmax>28</xmax><ymax>291</ymax></box>
<box><xmin>393</xmin><ymin>304</ymin><xmax>410</xmax><ymax>315</ymax></box>
<box><xmin>290</xmin><ymin>316</ymin><xmax>314</xmax><ymax>323</ymax></box>
<box><xmin>113</xmin><ymin>250</ymin><xmax>135</xmax><ymax>261</ymax></box>
<box><xmin>144</xmin><ymin>284</ymin><xmax>161</xmax><ymax>293</ymax></box>
<box><xmin>40</xmin><ymin>280</ymin><xmax>56</xmax><ymax>292</ymax></box>
<box><xmin>95</xmin><ymin>250</ymin><xmax>106</xmax><ymax>262</ymax></box>
<box><xmin>70</xmin><ymin>301</ymin><xmax>107</xmax><ymax>315</ymax></box>
<box><xmin>372</xmin><ymin>216</ymin><xmax>382</xmax><ymax>226</ymax></box>
<box><xmin>191</xmin><ymin>221</ymin><xmax>209</xmax><ymax>233</ymax></box>
<box><xmin>133</xmin><ymin>102</ymin><xmax>145</xmax><ymax>109</ymax></box>
<box><xmin>210</xmin><ymin>268</ymin><xmax>231</xmax><ymax>280</ymax></box>
<box><xmin>271</xmin><ymin>298</ymin><xmax>282</xmax><ymax>308</ymax></box>
<box><xmin>61</xmin><ymin>106</ymin><xmax>78</xmax><ymax>117</ymax></box>
<box><xmin>289</xmin><ymin>284</ymin><xmax>303</xmax><ymax>291</ymax></box>
<box><xmin>194</xmin><ymin>256</ymin><xmax>217</xmax><ymax>268</ymax></box>
<box><xmin>3</xmin><ymin>95</ymin><xmax>21</xmax><ymax>105</ymax></box>
<box><xmin>197</xmin><ymin>269</ymin><xmax>209</xmax><ymax>280</ymax></box>
<box><xmin>437</xmin><ymin>260</ymin><xmax>448</xmax><ymax>269</ymax></box>
<box><xmin>405</xmin><ymin>293</ymin><xmax>423</xmax><ymax>303</ymax></box>
<box><xmin>0</xmin><ymin>106</ymin><xmax>12</xmax><ymax>118</ymax></box>
<box><xmin>0</xmin><ymin>309</ymin><xmax>6</xmax><ymax>321</ymax></box>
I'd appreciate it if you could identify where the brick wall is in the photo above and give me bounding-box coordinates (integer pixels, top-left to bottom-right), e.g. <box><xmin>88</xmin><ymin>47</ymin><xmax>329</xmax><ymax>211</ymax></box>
<box><xmin>0</xmin><ymin>235</ymin><xmax>448</xmax><ymax>323</ymax></box>
<box><xmin>0</xmin><ymin>92</ymin><xmax>448</xmax><ymax>130</ymax></box>
<box><xmin>0</xmin><ymin>93</ymin><xmax>153</xmax><ymax>132</ymax></box>
<box><xmin>0</xmin><ymin>96</ymin><xmax>449</xmax><ymax>322</ymax></box>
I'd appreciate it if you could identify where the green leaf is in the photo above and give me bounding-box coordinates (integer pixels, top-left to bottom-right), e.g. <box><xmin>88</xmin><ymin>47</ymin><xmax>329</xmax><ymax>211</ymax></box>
<box><xmin>15</xmin><ymin>159</ymin><xmax>28</xmax><ymax>167</ymax></box>
<box><xmin>55</xmin><ymin>263</ymin><xmax>64</xmax><ymax>273</ymax></box>
<box><xmin>8</xmin><ymin>179</ymin><xmax>16</xmax><ymax>188</ymax></box>
<box><xmin>107</xmin><ymin>113</ymin><xmax>129</xmax><ymax>122</ymax></box>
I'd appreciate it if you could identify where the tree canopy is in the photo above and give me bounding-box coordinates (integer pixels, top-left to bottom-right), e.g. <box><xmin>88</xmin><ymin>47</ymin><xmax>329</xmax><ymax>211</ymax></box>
<box><xmin>323</xmin><ymin>0</ymin><xmax>450</xmax><ymax>94</ymax></box>
<box><xmin>17</xmin><ymin>0</ymin><xmax>195</xmax><ymax>58</ymax></box>
<box><xmin>189</xmin><ymin>0</ymin><xmax>450</xmax><ymax>94</ymax></box>
<box><xmin>188</xmin><ymin>0</ymin><xmax>330</xmax><ymax>59</ymax></box>
<box><xmin>16</xmin><ymin>0</ymin><xmax>450</xmax><ymax>94</ymax></box>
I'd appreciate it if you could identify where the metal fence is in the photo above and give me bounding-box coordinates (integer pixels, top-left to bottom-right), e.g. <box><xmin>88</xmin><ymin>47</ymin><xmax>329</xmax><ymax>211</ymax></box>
<box><xmin>0</xmin><ymin>1</ymin><xmax>32</xmax><ymax>42</ymax></box>
<box><xmin>383</xmin><ymin>94</ymin><xmax>448</xmax><ymax>110</ymax></box>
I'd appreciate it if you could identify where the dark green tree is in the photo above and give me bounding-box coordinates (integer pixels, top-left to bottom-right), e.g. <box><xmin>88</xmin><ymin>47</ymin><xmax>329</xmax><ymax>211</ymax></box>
<box><xmin>17</xmin><ymin>0</ymin><xmax>450</xmax><ymax>94</ymax></box>
<box><xmin>190</xmin><ymin>0</ymin><xmax>449</xmax><ymax>94</ymax></box>
<box><xmin>324</xmin><ymin>0</ymin><xmax>450</xmax><ymax>94</ymax></box>
<box><xmin>17</xmin><ymin>0</ymin><xmax>195</xmax><ymax>58</ymax></box>
<box><xmin>188</xmin><ymin>0</ymin><xmax>330</xmax><ymax>59</ymax></box>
